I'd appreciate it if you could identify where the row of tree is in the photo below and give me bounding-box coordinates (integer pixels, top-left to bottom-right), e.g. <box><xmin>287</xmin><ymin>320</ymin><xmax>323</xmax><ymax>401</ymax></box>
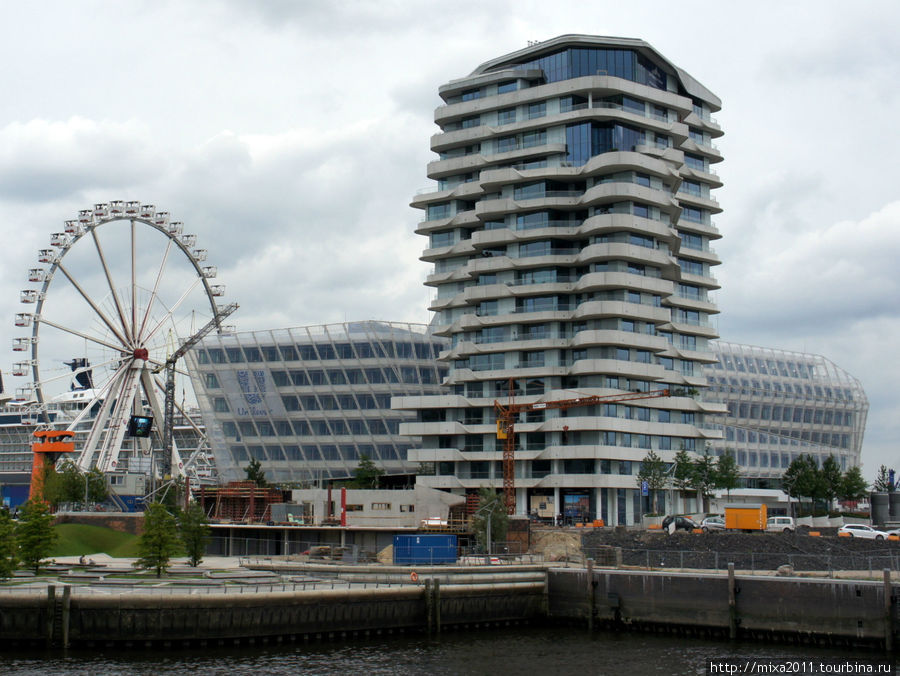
<box><xmin>637</xmin><ymin>449</ymin><xmax>869</xmax><ymax>515</ymax></box>
<box><xmin>636</xmin><ymin>449</ymin><xmax>740</xmax><ymax>514</ymax></box>
<box><xmin>782</xmin><ymin>454</ymin><xmax>868</xmax><ymax>513</ymax></box>
<box><xmin>41</xmin><ymin>461</ymin><xmax>109</xmax><ymax>508</ymax></box>
<box><xmin>0</xmin><ymin>499</ymin><xmax>211</xmax><ymax>579</ymax></box>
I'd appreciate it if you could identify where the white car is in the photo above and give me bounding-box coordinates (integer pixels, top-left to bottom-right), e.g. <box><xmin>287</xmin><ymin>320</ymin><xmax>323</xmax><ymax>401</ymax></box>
<box><xmin>838</xmin><ymin>524</ymin><xmax>888</xmax><ymax>540</ymax></box>
<box><xmin>766</xmin><ymin>516</ymin><xmax>795</xmax><ymax>533</ymax></box>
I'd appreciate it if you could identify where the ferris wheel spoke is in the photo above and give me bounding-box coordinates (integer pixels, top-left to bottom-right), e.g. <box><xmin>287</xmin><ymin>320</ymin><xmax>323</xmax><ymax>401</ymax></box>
<box><xmin>56</xmin><ymin>261</ymin><xmax>131</xmax><ymax>348</ymax></box>
<box><xmin>142</xmin><ymin>275</ymin><xmax>204</xmax><ymax>345</ymax></box>
<box><xmin>38</xmin><ymin>316</ymin><xmax>129</xmax><ymax>354</ymax></box>
<box><xmin>90</xmin><ymin>227</ymin><xmax>134</xmax><ymax>344</ymax></box>
<box><xmin>75</xmin><ymin>363</ymin><xmax>131</xmax><ymax>470</ymax></box>
<box><xmin>131</xmin><ymin>219</ymin><xmax>137</xmax><ymax>342</ymax></box>
<box><xmin>136</xmin><ymin>238</ymin><xmax>174</xmax><ymax>344</ymax></box>
<box><xmin>33</xmin><ymin>354</ymin><xmax>120</xmax><ymax>389</ymax></box>
<box><xmin>65</xmin><ymin>362</ymin><xmax>124</xmax><ymax>430</ymax></box>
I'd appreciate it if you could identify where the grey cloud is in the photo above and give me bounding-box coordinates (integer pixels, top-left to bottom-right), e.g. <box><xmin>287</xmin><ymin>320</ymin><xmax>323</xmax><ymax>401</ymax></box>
<box><xmin>0</xmin><ymin>119</ymin><xmax>165</xmax><ymax>202</ymax></box>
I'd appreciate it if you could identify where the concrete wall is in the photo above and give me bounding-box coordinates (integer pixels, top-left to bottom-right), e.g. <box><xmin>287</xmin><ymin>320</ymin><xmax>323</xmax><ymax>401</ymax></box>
<box><xmin>3</xmin><ymin>567</ymin><xmax>896</xmax><ymax>650</ymax></box>
<box><xmin>549</xmin><ymin>567</ymin><xmax>897</xmax><ymax>647</ymax></box>
<box><xmin>284</xmin><ymin>485</ymin><xmax>465</xmax><ymax>528</ymax></box>
<box><xmin>0</xmin><ymin>582</ymin><xmax>545</xmax><ymax>647</ymax></box>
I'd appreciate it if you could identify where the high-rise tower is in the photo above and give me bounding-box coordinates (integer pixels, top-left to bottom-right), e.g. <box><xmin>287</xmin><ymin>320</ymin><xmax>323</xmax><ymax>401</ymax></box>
<box><xmin>396</xmin><ymin>35</ymin><xmax>726</xmax><ymax>525</ymax></box>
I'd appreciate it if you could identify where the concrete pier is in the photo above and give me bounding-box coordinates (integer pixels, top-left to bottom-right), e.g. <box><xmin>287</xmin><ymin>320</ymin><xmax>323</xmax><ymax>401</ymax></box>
<box><xmin>549</xmin><ymin>567</ymin><xmax>896</xmax><ymax>648</ymax></box>
<box><xmin>0</xmin><ymin>565</ymin><xmax>896</xmax><ymax>649</ymax></box>
<box><xmin>0</xmin><ymin>579</ymin><xmax>545</xmax><ymax>647</ymax></box>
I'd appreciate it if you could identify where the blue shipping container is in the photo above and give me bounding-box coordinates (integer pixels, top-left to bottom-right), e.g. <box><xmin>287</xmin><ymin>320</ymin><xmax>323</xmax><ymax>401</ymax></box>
<box><xmin>393</xmin><ymin>534</ymin><xmax>457</xmax><ymax>565</ymax></box>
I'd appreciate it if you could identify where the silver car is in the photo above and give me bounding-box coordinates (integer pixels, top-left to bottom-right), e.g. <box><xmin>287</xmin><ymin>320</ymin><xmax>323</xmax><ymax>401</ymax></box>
<box><xmin>700</xmin><ymin>516</ymin><xmax>725</xmax><ymax>533</ymax></box>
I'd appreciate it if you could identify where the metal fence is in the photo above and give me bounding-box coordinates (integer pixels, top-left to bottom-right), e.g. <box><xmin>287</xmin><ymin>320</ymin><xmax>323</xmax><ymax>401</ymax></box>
<box><xmin>209</xmin><ymin>536</ymin><xmax>539</xmax><ymax>565</ymax></box>
<box><xmin>584</xmin><ymin>546</ymin><xmax>900</xmax><ymax>574</ymax></box>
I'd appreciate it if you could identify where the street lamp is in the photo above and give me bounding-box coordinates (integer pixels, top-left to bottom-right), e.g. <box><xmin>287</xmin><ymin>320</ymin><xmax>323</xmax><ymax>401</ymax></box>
<box><xmin>475</xmin><ymin>500</ymin><xmax>495</xmax><ymax>560</ymax></box>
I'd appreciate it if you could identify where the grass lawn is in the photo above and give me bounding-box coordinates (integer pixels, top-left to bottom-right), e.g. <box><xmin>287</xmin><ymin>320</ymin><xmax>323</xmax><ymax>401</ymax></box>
<box><xmin>50</xmin><ymin>523</ymin><xmax>142</xmax><ymax>558</ymax></box>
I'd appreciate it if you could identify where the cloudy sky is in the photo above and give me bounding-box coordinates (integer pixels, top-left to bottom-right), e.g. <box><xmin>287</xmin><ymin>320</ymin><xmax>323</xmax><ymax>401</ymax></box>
<box><xmin>0</xmin><ymin>1</ymin><xmax>897</xmax><ymax>480</ymax></box>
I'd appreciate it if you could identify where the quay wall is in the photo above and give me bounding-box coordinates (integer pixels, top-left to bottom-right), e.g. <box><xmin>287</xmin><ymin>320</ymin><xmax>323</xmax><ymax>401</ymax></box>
<box><xmin>1</xmin><ymin>566</ymin><xmax>897</xmax><ymax>649</ymax></box>
<box><xmin>0</xmin><ymin>581</ymin><xmax>546</xmax><ymax>647</ymax></box>
<box><xmin>549</xmin><ymin>566</ymin><xmax>896</xmax><ymax>648</ymax></box>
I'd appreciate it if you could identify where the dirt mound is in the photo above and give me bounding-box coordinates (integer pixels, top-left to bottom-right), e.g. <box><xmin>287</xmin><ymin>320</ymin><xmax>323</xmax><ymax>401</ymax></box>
<box><xmin>531</xmin><ymin>528</ymin><xmax>583</xmax><ymax>563</ymax></box>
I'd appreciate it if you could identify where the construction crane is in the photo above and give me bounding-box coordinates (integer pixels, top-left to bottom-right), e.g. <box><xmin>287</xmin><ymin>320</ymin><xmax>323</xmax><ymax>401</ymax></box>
<box><xmin>158</xmin><ymin>302</ymin><xmax>238</xmax><ymax>478</ymax></box>
<box><xmin>494</xmin><ymin>383</ymin><xmax>671</xmax><ymax>515</ymax></box>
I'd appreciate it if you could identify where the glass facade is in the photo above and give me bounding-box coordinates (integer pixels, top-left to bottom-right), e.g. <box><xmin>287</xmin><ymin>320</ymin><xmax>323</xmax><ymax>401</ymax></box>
<box><xmin>516</xmin><ymin>47</ymin><xmax>668</xmax><ymax>90</ymax></box>
<box><xmin>189</xmin><ymin>322</ymin><xmax>448</xmax><ymax>484</ymax></box>
<box><xmin>703</xmin><ymin>342</ymin><xmax>868</xmax><ymax>480</ymax></box>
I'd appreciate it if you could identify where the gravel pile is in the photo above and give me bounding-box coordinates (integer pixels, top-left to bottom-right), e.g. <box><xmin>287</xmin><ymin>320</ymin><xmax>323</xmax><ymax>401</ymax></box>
<box><xmin>581</xmin><ymin>529</ymin><xmax>900</xmax><ymax>572</ymax></box>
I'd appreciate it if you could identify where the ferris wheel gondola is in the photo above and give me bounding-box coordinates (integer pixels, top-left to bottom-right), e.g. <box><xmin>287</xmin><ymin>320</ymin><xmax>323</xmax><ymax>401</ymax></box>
<box><xmin>11</xmin><ymin>202</ymin><xmax>232</xmax><ymax>479</ymax></box>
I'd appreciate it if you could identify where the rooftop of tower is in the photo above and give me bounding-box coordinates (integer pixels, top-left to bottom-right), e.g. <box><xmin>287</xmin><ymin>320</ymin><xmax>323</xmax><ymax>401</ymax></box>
<box><xmin>442</xmin><ymin>34</ymin><xmax>721</xmax><ymax>111</ymax></box>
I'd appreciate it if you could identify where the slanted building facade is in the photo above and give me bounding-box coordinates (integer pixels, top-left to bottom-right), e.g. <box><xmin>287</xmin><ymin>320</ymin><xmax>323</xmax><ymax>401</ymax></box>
<box><xmin>704</xmin><ymin>341</ymin><xmax>868</xmax><ymax>488</ymax></box>
<box><xmin>191</xmin><ymin>322</ymin><xmax>447</xmax><ymax>484</ymax></box>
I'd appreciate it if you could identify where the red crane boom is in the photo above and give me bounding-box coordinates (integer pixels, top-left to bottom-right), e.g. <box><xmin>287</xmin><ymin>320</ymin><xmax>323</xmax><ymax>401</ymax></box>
<box><xmin>494</xmin><ymin>385</ymin><xmax>671</xmax><ymax>515</ymax></box>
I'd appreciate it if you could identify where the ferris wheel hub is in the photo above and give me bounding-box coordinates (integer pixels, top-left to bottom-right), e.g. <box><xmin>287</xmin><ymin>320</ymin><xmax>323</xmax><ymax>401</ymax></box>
<box><xmin>133</xmin><ymin>347</ymin><xmax>149</xmax><ymax>361</ymax></box>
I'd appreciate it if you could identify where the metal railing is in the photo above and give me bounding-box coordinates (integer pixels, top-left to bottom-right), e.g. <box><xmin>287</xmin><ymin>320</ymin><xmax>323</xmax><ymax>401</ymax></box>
<box><xmin>584</xmin><ymin>546</ymin><xmax>900</xmax><ymax>575</ymax></box>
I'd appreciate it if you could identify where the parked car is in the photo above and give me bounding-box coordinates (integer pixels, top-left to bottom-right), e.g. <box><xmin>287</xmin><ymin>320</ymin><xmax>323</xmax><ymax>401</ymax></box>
<box><xmin>766</xmin><ymin>516</ymin><xmax>795</xmax><ymax>533</ymax></box>
<box><xmin>838</xmin><ymin>524</ymin><xmax>888</xmax><ymax>540</ymax></box>
<box><xmin>661</xmin><ymin>515</ymin><xmax>699</xmax><ymax>533</ymax></box>
<box><xmin>700</xmin><ymin>516</ymin><xmax>725</xmax><ymax>533</ymax></box>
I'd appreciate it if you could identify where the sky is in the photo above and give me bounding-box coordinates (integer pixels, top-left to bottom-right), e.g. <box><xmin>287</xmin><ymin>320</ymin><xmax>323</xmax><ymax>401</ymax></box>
<box><xmin>0</xmin><ymin>1</ymin><xmax>897</xmax><ymax>481</ymax></box>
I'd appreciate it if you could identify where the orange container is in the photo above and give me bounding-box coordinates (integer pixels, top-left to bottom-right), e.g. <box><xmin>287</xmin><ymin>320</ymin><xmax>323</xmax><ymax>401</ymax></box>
<box><xmin>724</xmin><ymin>503</ymin><xmax>767</xmax><ymax>531</ymax></box>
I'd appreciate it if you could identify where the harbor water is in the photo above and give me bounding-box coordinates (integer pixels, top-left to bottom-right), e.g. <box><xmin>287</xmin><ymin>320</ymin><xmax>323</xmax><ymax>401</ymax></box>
<box><xmin>1</xmin><ymin>625</ymin><xmax>893</xmax><ymax>675</ymax></box>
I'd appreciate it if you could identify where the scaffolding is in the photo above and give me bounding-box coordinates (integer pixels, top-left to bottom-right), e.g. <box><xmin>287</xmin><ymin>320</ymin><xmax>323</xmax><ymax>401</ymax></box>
<box><xmin>197</xmin><ymin>481</ymin><xmax>288</xmax><ymax>523</ymax></box>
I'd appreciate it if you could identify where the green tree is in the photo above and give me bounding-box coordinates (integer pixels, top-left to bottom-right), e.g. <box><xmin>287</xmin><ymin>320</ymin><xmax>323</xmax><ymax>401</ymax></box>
<box><xmin>472</xmin><ymin>487</ymin><xmax>508</xmax><ymax>553</ymax></box>
<box><xmin>244</xmin><ymin>458</ymin><xmax>270</xmax><ymax>488</ymax></box>
<box><xmin>0</xmin><ymin>509</ymin><xmax>18</xmax><ymax>579</ymax></box>
<box><xmin>820</xmin><ymin>455</ymin><xmax>843</xmax><ymax>508</ymax></box>
<box><xmin>178</xmin><ymin>502</ymin><xmax>210</xmax><ymax>567</ymax></box>
<box><xmin>873</xmin><ymin>465</ymin><xmax>893</xmax><ymax>492</ymax></box>
<box><xmin>16</xmin><ymin>499</ymin><xmax>58</xmax><ymax>574</ymax></box>
<box><xmin>714</xmin><ymin>450</ymin><xmax>741</xmax><ymax>502</ymax></box>
<box><xmin>636</xmin><ymin>449</ymin><xmax>667</xmax><ymax>514</ymax></box>
<box><xmin>41</xmin><ymin>462</ymin><xmax>108</xmax><ymax>509</ymax></box>
<box><xmin>349</xmin><ymin>454</ymin><xmax>384</xmax><ymax>489</ymax></box>
<box><xmin>782</xmin><ymin>455</ymin><xmax>819</xmax><ymax>515</ymax></box>
<box><xmin>691</xmin><ymin>451</ymin><xmax>718</xmax><ymax>513</ymax></box>
<box><xmin>672</xmin><ymin>449</ymin><xmax>695</xmax><ymax>501</ymax></box>
<box><xmin>135</xmin><ymin>503</ymin><xmax>180</xmax><ymax>578</ymax></box>
<box><xmin>84</xmin><ymin>467</ymin><xmax>109</xmax><ymax>504</ymax></box>
<box><xmin>838</xmin><ymin>466</ymin><xmax>868</xmax><ymax>504</ymax></box>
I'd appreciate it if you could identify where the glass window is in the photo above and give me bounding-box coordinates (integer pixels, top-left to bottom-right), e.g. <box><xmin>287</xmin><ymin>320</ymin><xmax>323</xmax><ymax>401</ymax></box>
<box><xmin>527</xmin><ymin>102</ymin><xmax>546</xmax><ymax>119</ymax></box>
<box><xmin>497</xmin><ymin>108</ymin><xmax>516</xmax><ymax>125</ymax></box>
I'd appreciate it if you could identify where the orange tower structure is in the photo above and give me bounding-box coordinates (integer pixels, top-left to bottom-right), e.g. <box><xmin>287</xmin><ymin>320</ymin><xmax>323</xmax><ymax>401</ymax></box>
<box><xmin>29</xmin><ymin>430</ymin><xmax>76</xmax><ymax>502</ymax></box>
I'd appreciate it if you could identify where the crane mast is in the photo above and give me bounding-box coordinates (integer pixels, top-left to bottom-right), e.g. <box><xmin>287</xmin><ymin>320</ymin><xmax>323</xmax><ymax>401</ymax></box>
<box><xmin>494</xmin><ymin>383</ymin><xmax>671</xmax><ymax>515</ymax></box>
<box><xmin>160</xmin><ymin>302</ymin><xmax>238</xmax><ymax>478</ymax></box>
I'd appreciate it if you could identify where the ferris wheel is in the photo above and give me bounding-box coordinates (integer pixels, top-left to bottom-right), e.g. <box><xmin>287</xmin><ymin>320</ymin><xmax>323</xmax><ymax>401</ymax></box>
<box><xmin>11</xmin><ymin>201</ymin><xmax>233</xmax><ymax>479</ymax></box>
